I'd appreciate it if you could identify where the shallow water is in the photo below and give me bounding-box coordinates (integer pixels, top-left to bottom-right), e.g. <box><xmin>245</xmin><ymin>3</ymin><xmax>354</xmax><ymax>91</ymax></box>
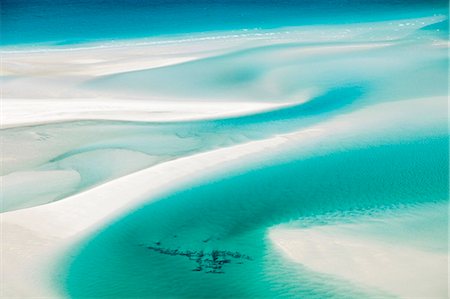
<box><xmin>1</xmin><ymin>1</ymin><xmax>448</xmax><ymax>297</ymax></box>
<box><xmin>54</xmin><ymin>11</ymin><xmax>449</xmax><ymax>296</ymax></box>
<box><xmin>61</xmin><ymin>131</ymin><xmax>448</xmax><ymax>298</ymax></box>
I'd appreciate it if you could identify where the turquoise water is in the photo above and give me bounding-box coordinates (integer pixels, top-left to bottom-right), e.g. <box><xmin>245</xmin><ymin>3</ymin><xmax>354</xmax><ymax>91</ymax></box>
<box><xmin>2</xmin><ymin>0</ymin><xmax>448</xmax><ymax>297</ymax></box>
<box><xmin>52</xmin><ymin>10</ymin><xmax>448</xmax><ymax>296</ymax></box>
<box><xmin>1</xmin><ymin>0</ymin><xmax>447</xmax><ymax>46</ymax></box>
<box><xmin>61</xmin><ymin>133</ymin><xmax>448</xmax><ymax>298</ymax></box>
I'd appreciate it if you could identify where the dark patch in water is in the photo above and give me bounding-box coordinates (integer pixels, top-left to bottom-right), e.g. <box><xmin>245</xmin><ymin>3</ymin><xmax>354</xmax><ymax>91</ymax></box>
<box><xmin>140</xmin><ymin>243</ymin><xmax>252</xmax><ymax>274</ymax></box>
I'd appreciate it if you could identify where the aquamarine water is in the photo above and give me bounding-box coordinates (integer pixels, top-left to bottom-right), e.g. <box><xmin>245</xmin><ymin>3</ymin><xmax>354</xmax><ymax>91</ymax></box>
<box><xmin>1</xmin><ymin>0</ymin><xmax>447</xmax><ymax>46</ymax></box>
<box><xmin>1</xmin><ymin>0</ymin><xmax>448</xmax><ymax>297</ymax></box>
<box><xmin>57</xmin><ymin>20</ymin><xmax>448</xmax><ymax>295</ymax></box>
<box><xmin>60</xmin><ymin>133</ymin><xmax>448</xmax><ymax>298</ymax></box>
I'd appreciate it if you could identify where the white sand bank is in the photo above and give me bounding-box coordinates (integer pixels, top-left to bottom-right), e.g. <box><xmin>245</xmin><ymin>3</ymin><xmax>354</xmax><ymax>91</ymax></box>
<box><xmin>1</xmin><ymin>98</ymin><xmax>292</xmax><ymax>128</ymax></box>
<box><xmin>269</xmin><ymin>202</ymin><xmax>448</xmax><ymax>298</ymax></box>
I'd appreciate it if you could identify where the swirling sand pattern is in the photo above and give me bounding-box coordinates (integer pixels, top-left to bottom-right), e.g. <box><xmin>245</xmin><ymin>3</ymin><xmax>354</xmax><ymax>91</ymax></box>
<box><xmin>0</xmin><ymin>13</ymin><xmax>448</xmax><ymax>299</ymax></box>
<box><xmin>2</xmin><ymin>17</ymin><xmax>448</xmax><ymax>211</ymax></box>
<box><xmin>62</xmin><ymin>20</ymin><xmax>448</xmax><ymax>298</ymax></box>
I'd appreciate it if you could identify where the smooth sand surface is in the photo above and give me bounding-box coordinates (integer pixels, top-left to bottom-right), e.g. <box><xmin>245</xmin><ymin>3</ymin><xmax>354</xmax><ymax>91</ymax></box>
<box><xmin>269</xmin><ymin>204</ymin><xmax>448</xmax><ymax>298</ymax></box>
<box><xmin>1</xmin><ymin>98</ymin><xmax>292</xmax><ymax>128</ymax></box>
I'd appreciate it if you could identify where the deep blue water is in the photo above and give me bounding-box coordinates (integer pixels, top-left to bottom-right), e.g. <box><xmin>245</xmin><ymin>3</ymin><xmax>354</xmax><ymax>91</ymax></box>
<box><xmin>1</xmin><ymin>0</ymin><xmax>448</xmax><ymax>46</ymax></box>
